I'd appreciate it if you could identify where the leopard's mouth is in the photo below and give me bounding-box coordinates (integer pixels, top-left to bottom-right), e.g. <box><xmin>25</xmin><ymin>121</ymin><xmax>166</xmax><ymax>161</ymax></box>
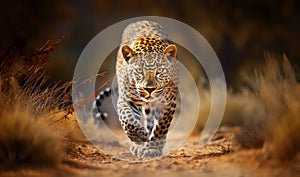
<box><xmin>138</xmin><ymin>88</ymin><xmax>163</xmax><ymax>101</ymax></box>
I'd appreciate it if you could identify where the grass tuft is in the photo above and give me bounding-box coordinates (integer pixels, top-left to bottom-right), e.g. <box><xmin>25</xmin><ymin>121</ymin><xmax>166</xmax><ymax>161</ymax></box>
<box><xmin>0</xmin><ymin>106</ymin><xmax>63</xmax><ymax>169</ymax></box>
<box><xmin>0</xmin><ymin>36</ymin><xmax>70</xmax><ymax>168</ymax></box>
<box><xmin>235</xmin><ymin>54</ymin><xmax>300</xmax><ymax>160</ymax></box>
<box><xmin>0</xmin><ymin>34</ymin><xmax>71</xmax><ymax>117</ymax></box>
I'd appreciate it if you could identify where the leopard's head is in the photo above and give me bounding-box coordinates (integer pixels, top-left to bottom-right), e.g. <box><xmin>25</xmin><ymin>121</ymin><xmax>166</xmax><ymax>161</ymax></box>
<box><xmin>121</xmin><ymin>38</ymin><xmax>178</xmax><ymax>102</ymax></box>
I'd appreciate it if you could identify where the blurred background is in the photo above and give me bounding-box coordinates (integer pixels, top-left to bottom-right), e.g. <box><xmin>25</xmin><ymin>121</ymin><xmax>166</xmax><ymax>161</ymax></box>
<box><xmin>0</xmin><ymin>0</ymin><xmax>299</xmax><ymax>87</ymax></box>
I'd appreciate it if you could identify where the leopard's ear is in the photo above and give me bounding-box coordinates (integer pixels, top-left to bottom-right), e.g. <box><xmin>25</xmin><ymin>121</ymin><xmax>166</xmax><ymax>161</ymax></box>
<box><xmin>164</xmin><ymin>44</ymin><xmax>177</xmax><ymax>58</ymax></box>
<box><xmin>121</xmin><ymin>45</ymin><xmax>134</xmax><ymax>62</ymax></box>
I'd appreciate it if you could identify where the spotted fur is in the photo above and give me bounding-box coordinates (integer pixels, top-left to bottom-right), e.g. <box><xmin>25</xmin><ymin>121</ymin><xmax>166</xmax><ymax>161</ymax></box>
<box><xmin>94</xmin><ymin>21</ymin><xmax>179</xmax><ymax>158</ymax></box>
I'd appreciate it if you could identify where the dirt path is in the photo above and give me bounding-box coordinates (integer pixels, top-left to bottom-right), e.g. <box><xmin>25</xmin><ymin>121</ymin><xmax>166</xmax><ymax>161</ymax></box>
<box><xmin>59</xmin><ymin>126</ymin><xmax>298</xmax><ymax>177</ymax></box>
<box><xmin>61</xmin><ymin>129</ymin><xmax>245</xmax><ymax>177</ymax></box>
<box><xmin>1</xmin><ymin>116</ymin><xmax>299</xmax><ymax>177</ymax></box>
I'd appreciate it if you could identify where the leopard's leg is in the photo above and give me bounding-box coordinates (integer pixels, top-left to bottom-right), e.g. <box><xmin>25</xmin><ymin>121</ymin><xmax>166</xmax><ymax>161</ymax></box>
<box><xmin>137</xmin><ymin>100</ymin><xmax>177</xmax><ymax>158</ymax></box>
<box><xmin>142</xmin><ymin>105</ymin><xmax>155</xmax><ymax>135</ymax></box>
<box><xmin>117</xmin><ymin>98</ymin><xmax>148</xmax><ymax>155</ymax></box>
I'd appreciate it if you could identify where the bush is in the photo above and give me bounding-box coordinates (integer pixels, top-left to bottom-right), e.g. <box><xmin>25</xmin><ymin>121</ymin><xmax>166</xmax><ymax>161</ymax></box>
<box><xmin>0</xmin><ymin>38</ymin><xmax>70</xmax><ymax>169</ymax></box>
<box><xmin>0</xmin><ymin>106</ymin><xmax>63</xmax><ymax>169</ymax></box>
<box><xmin>235</xmin><ymin>54</ymin><xmax>300</xmax><ymax>160</ymax></box>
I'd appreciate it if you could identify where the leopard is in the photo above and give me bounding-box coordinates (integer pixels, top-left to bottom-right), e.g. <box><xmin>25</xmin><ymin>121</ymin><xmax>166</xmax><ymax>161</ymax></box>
<box><xmin>93</xmin><ymin>20</ymin><xmax>179</xmax><ymax>158</ymax></box>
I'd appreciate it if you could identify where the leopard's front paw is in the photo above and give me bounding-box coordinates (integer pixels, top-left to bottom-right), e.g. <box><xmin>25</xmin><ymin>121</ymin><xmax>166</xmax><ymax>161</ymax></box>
<box><xmin>137</xmin><ymin>148</ymin><xmax>162</xmax><ymax>158</ymax></box>
<box><xmin>130</xmin><ymin>143</ymin><xmax>143</xmax><ymax>156</ymax></box>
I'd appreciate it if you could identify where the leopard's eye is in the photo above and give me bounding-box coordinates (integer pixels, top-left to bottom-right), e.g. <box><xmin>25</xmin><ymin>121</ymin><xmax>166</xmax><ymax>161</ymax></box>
<box><xmin>157</xmin><ymin>67</ymin><xmax>165</xmax><ymax>74</ymax></box>
<box><xmin>136</xmin><ymin>68</ymin><xmax>143</xmax><ymax>74</ymax></box>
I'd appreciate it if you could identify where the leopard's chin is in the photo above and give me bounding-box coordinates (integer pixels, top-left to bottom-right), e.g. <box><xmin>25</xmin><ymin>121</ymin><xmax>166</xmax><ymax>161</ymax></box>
<box><xmin>140</xmin><ymin>95</ymin><xmax>159</xmax><ymax>103</ymax></box>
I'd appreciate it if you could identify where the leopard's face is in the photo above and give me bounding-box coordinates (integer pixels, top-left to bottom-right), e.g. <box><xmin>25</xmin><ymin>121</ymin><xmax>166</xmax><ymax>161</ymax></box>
<box><xmin>120</xmin><ymin>39</ymin><xmax>178</xmax><ymax>102</ymax></box>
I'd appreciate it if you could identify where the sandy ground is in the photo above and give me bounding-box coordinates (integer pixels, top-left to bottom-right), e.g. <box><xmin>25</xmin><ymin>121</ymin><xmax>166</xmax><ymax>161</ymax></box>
<box><xmin>1</xmin><ymin>114</ymin><xmax>299</xmax><ymax>177</ymax></box>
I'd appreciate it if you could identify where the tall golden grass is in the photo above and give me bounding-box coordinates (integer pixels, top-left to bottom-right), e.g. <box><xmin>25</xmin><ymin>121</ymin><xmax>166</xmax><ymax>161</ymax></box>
<box><xmin>0</xmin><ymin>106</ymin><xmax>63</xmax><ymax>169</ymax></box>
<box><xmin>195</xmin><ymin>54</ymin><xmax>300</xmax><ymax>161</ymax></box>
<box><xmin>0</xmin><ymin>37</ymin><xmax>71</xmax><ymax>169</ymax></box>
<box><xmin>236</xmin><ymin>54</ymin><xmax>300</xmax><ymax>160</ymax></box>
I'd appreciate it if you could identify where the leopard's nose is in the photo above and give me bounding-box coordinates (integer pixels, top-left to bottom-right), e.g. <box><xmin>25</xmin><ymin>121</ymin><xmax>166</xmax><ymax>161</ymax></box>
<box><xmin>143</xmin><ymin>78</ymin><xmax>157</xmax><ymax>95</ymax></box>
<box><xmin>144</xmin><ymin>87</ymin><xmax>156</xmax><ymax>94</ymax></box>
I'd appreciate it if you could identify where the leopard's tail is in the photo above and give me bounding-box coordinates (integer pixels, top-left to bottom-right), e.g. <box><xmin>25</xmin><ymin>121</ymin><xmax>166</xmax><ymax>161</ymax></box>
<box><xmin>92</xmin><ymin>87</ymin><xmax>117</xmax><ymax>123</ymax></box>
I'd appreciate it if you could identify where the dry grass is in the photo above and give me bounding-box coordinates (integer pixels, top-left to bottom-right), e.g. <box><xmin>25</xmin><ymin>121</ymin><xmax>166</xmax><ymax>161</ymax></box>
<box><xmin>0</xmin><ymin>36</ymin><xmax>71</xmax><ymax>169</ymax></box>
<box><xmin>234</xmin><ymin>114</ymin><xmax>265</xmax><ymax>149</ymax></box>
<box><xmin>235</xmin><ymin>54</ymin><xmax>300</xmax><ymax>160</ymax></box>
<box><xmin>0</xmin><ymin>106</ymin><xmax>63</xmax><ymax>169</ymax></box>
<box><xmin>0</xmin><ymin>35</ymin><xmax>72</xmax><ymax>117</ymax></box>
<box><xmin>196</xmin><ymin>53</ymin><xmax>300</xmax><ymax>161</ymax></box>
<box><xmin>266</xmin><ymin>111</ymin><xmax>300</xmax><ymax>161</ymax></box>
<box><xmin>195</xmin><ymin>84</ymin><xmax>260</xmax><ymax>132</ymax></box>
